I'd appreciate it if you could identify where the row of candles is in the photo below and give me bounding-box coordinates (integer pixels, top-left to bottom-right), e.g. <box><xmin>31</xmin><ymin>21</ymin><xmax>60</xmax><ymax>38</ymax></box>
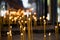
<box><xmin>0</xmin><ymin>9</ymin><xmax>60</xmax><ymax>40</ymax></box>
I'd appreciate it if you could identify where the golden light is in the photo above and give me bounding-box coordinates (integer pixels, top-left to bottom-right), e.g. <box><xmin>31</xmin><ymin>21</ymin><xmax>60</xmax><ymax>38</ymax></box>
<box><xmin>33</xmin><ymin>15</ymin><xmax>35</xmax><ymax>18</ymax></box>
<box><xmin>44</xmin><ymin>20</ymin><xmax>46</xmax><ymax>24</ymax></box>
<box><xmin>21</xmin><ymin>10</ymin><xmax>24</xmax><ymax>13</ymax></box>
<box><xmin>34</xmin><ymin>12</ymin><xmax>36</xmax><ymax>15</ymax></box>
<box><xmin>12</xmin><ymin>19</ymin><xmax>14</xmax><ymax>22</ymax></box>
<box><xmin>7</xmin><ymin>32</ymin><xmax>10</xmax><ymax>35</ymax></box>
<box><xmin>14</xmin><ymin>17</ymin><xmax>17</xmax><ymax>21</ymax></box>
<box><xmin>55</xmin><ymin>26</ymin><xmax>58</xmax><ymax>28</ymax></box>
<box><xmin>44</xmin><ymin>35</ymin><xmax>46</xmax><ymax>37</ymax></box>
<box><xmin>20</xmin><ymin>26</ymin><xmax>22</xmax><ymax>29</ymax></box>
<box><xmin>23</xmin><ymin>27</ymin><xmax>26</xmax><ymax>31</ymax></box>
<box><xmin>22</xmin><ymin>15</ymin><xmax>24</xmax><ymax>17</ymax></box>
<box><xmin>25</xmin><ymin>21</ymin><xmax>27</xmax><ymax>23</ymax></box>
<box><xmin>6</xmin><ymin>10</ymin><xmax>9</xmax><ymax>15</ymax></box>
<box><xmin>21</xmin><ymin>33</ymin><xmax>23</xmax><ymax>36</ymax></box>
<box><xmin>10</xmin><ymin>26</ymin><xmax>12</xmax><ymax>28</ymax></box>
<box><xmin>39</xmin><ymin>17</ymin><xmax>42</xmax><ymax>20</ymax></box>
<box><xmin>4</xmin><ymin>16</ymin><xmax>6</xmax><ymax>18</ymax></box>
<box><xmin>9</xmin><ymin>30</ymin><xmax>12</xmax><ymax>36</ymax></box>
<box><xmin>29</xmin><ymin>12</ymin><xmax>32</xmax><ymax>15</ymax></box>
<box><xmin>10</xmin><ymin>11</ymin><xmax>16</xmax><ymax>15</ymax></box>
<box><xmin>43</xmin><ymin>16</ymin><xmax>45</xmax><ymax>19</ymax></box>
<box><xmin>21</xmin><ymin>20</ymin><xmax>23</xmax><ymax>23</ymax></box>
<box><xmin>49</xmin><ymin>33</ymin><xmax>51</xmax><ymax>36</ymax></box>
<box><xmin>9</xmin><ymin>16</ymin><xmax>13</xmax><ymax>20</ymax></box>
<box><xmin>59</xmin><ymin>24</ymin><xmax>60</xmax><ymax>26</ymax></box>
<box><xmin>28</xmin><ymin>18</ymin><xmax>30</xmax><ymax>21</ymax></box>
<box><xmin>34</xmin><ymin>17</ymin><xmax>36</xmax><ymax>19</ymax></box>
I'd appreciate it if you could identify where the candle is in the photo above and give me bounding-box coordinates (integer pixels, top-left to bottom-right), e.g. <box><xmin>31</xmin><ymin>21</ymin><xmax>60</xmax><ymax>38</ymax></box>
<box><xmin>27</xmin><ymin>18</ymin><xmax>31</xmax><ymax>40</ymax></box>
<box><xmin>21</xmin><ymin>33</ymin><xmax>23</xmax><ymax>40</ymax></box>
<box><xmin>7</xmin><ymin>32</ymin><xmax>10</xmax><ymax>40</ymax></box>
<box><xmin>34</xmin><ymin>17</ymin><xmax>37</xmax><ymax>29</ymax></box>
<box><xmin>44</xmin><ymin>35</ymin><xmax>46</xmax><ymax>40</ymax></box>
<box><xmin>44</xmin><ymin>20</ymin><xmax>46</xmax><ymax>35</ymax></box>
<box><xmin>48</xmin><ymin>33</ymin><xmax>51</xmax><ymax>40</ymax></box>
<box><xmin>23</xmin><ymin>27</ymin><xmax>26</xmax><ymax>40</ymax></box>
<box><xmin>55</xmin><ymin>26</ymin><xmax>59</xmax><ymax>40</ymax></box>
<box><xmin>9</xmin><ymin>26</ymin><xmax>12</xmax><ymax>40</ymax></box>
<box><xmin>30</xmin><ymin>13</ymin><xmax>33</xmax><ymax>40</ymax></box>
<box><xmin>43</xmin><ymin>16</ymin><xmax>45</xmax><ymax>19</ymax></box>
<box><xmin>27</xmin><ymin>18</ymin><xmax>33</xmax><ymax>40</ymax></box>
<box><xmin>39</xmin><ymin>17</ymin><xmax>42</xmax><ymax>26</ymax></box>
<box><xmin>59</xmin><ymin>24</ymin><xmax>60</xmax><ymax>26</ymax></box>
<box><xmin>18</xmin><ymin>21</ymin><xmax>24</xmax><ymax>40</ymax></box>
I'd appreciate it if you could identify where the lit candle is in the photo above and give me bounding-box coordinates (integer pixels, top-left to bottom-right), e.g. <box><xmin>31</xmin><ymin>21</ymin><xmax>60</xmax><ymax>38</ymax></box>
<box><xmin>27</xmin><ymin>18</ymin><xmax>33</xmax><ymax>40</ymax></box>
<box><xmin>44</xmin><ymin>20</ymin><xmax>46</xmax><ymax>35</ymax></box>
<box><xmin>7</xmin><ymin>32</ymin><xmax>10</xmax><ymax>40</ymax></box>
<box><xmin>34</xmin><ymin>17</ymin><xmax>37</xmax><ymax>29</ymax></box>
<box><xmin>44</xmin><ymin>35</ymin><xmax>46</xmax><ymax>40</ymax></box>
<box><xmin>48</xmin><ymin>33</ymin><xmax>51</xmax><ymax>40</ymax></box>
<box><xmin>21</xmin><ymin>33</ymin><xmax>23</xmax><ymax>40</ymax></box>
<box><xmin>14</xmin><ymin>17</ymin><xmax>17</xmax><ymax>24</ymax></box>
<box><xmin>30</xmin><ymin>13</ymin><xmax>33</xmax><ymax>40</ymax></box>
<box><xmin>27</xmin><ymin>18</ymin><xmax>31</xmax><ymax>40</ymax></box>
<box><xmin>55</xmin><ymin>26</ymin><xmax>59</xmax><ymax>40</ymax></box>
<box><xmin>18</xmin><ymin>21</ymin><xmax>24</xmax><ymax>40</ymax></box>
<box><xmin>9</xmin><ymin>26</ymin><xmax>12</xmax><ymax>40</ymax></box>
<box><xmin>23</xmin><ymin>27</ymin><xmax>26</xmax><ymax>40</ymax></box>
<box><xmin>43</xmin><ymin>16</ymin><xmax>45</xmax><ymax>19</ymax></box>
<box><xmin>39</xmin><ymin>17</ymin><xmax>42</xmax><ymax>26</ymax></box>
<box><xmin>59</xmin><ymin>24</ymin><xmax>60</xmax><ymax>26</ymax></box>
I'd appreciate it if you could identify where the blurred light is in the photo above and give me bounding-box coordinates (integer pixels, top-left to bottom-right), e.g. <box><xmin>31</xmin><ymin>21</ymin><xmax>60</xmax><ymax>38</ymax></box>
<box><xmin>0</xmin><ymin>10</ymin><xmax>6</xmax><ymax>17</ymax></box>
<box><xmin>22</xmin><ymin>0</ymin><xmax>31</xmax><ymax>8</ymax></box>
<box><xmin>10</xmin><ymin>11</ymin><xmax>16</xmax><ymax>15</ymax></box>
<box><xmin>47</xmin><ymin>13</ymin><xmax>50</xmax><ymax>20</ymax></box>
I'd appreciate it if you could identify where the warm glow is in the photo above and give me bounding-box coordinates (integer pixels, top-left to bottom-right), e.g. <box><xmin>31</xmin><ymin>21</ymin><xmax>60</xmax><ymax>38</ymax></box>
<box><xmin>25</xmin><ymin>21</ymin><xmax>27</xmax><ymax>23</ymax></box>
<box><xmin>34</xmin><ymin>12</ymin><xmax>36</xmax><ymax>15</ymax></box>
<box><xmin>14</xmin><ymin>17</ymin><xmax>17</xmax><ymax>21</ymax></box>
<box><xmin>28</xmin><ymin>18</ymin><xmax>30</xmax><ymax>21</ymax></box>
<box><xmin>44</xmin><ymin>35</ymin><xmax>46</xmax><ymax>37</ymax></box>
<box><xmin>10</xmin><ymin>11</ymin><xmax>16</xmax><ymax>15</ymax></box>
<box><xmin>7</xmin><ymin>32</ymin><xmax>10</xmax><ymax>35</ymax></box>
<box><xmin>40</xmin><ymin>17</ymin><xmax>42</xmax><ymax>20</ymax></box>
<box><xmin>21</xmin><ymin>20</ymin><xmax>23</xmax><ymax>23</ymax></box>
<box><xmin>9</xmin><ymin>16</ymin><xmax>13</xmax><ymax>20</ymax></box>
<box><xmin>43</xmin><ymin>16</ymin><xmax>45</xmax><ymax>19</ymax></box>
<box><xmin>59</xmin><ymin>24</ymin><xmax>60</xmax><ymax>26</ymax></box>
<box><xmin>21</xmin><ymin>33</ymin><xmax>23</xmax><ymax>36</ymax></box>
<box><xmin>55</xmin><ymin>26</ymin><xmax>58</xmax><ymax>28</ymax></box>
<box><xmin>49</xmin><ymin>33</ymin><xmax>51</xmax><ymax>36</ymax></box>
<box><xmin>23</xmin><ymin>27</ymin><xmax>26</xmax><ymax>31</ymax></box>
